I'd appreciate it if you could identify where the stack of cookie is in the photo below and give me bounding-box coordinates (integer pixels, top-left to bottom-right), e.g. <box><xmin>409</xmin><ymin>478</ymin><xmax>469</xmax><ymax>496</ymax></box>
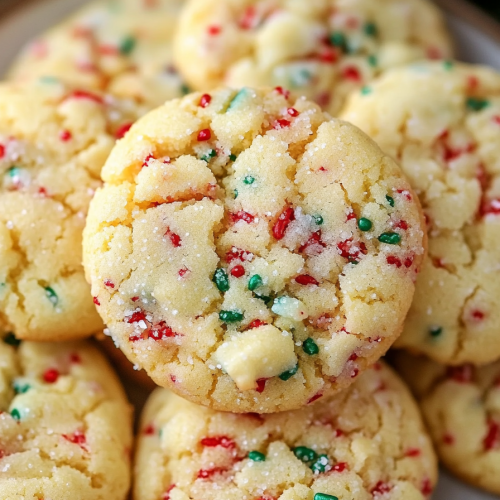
<box><xmin>0</xmin><ymin>0</ymin><xmax>498</xmax><ymax>498</ymax></box>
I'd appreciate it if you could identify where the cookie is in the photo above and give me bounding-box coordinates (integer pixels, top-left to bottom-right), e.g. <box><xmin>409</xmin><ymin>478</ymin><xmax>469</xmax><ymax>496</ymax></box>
<box><xmin>134</xmin><ymin>362</ymin><xmax>437</xmax><ymax>500</ymax></box>
<box><xmin>8</xmin><ymin>0</ymin><xmax>187</xmax><ymax>111</ymax></box>
<box><xmin>341</xmin><ymin>62</ymin><xmax>500</xmax><ymax>365</ymax></box>
<box><xmin>173</xmin><ymin>0</ymin><xmax>452</xmax><ymax>115</ymax></box>
<box><xmin>0</xmin><ymin>336</ymin><xmax>133</xmax><ymax>500</ymax></box>
<box><xmin>394</xmin><ymin>352</ymin><xmax>500</xmax><ymax>495</ymax></box>
<box><xmin>83</xmin><ymin>86</ymin><xmax>425</xmax><ymax>413</ymax></box>
<box><xmin>0</xmin><ymin>81</ymin><xmax>139</xmax><ymax>341</ymax></box>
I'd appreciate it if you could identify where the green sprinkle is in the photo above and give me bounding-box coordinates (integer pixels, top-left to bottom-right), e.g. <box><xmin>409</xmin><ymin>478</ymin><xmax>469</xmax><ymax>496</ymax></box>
<box><xmin>13</xmin><ymin>381</ymin><xmax>30</xmax><ymax>394</ymax></box>
<box><xmin>367</xmin><ymin>54</ymin><xmax>378</xmax><ymax>67</ymax></box>
<box><xmin>119</xmin><ymin>36</ymin><xmax>136</xmax><ymax>55</ymax></box>
<box><xmin>378</xmin><ymin>232</ymin><xmax>401</xmax><ymax>245</ymax></box>
<box><xmin>44</xmin><ymin>287</ymin><xmax>58</xmax><ymax>306</ymax></box>
<box><xmin>364</xmin><ymin>22</ymin><xmax>378</xmax><ymax>37</ymax></box>
<box><xmin>293</xmin><ymin>446</ymin><xmax>317</xmax><ymax>463</ymax></box>
<box><xmin>7</xmin><ymin>166</ymin><xmax>20</xmax><ymax>178</ymax></box>
<box><xmin>213</xmin><ymin>269</ymin><xmax>230</xmax><ymax>292</ymax></box>
<box><xmin>361</xmin><ymin>86</ymin><xmax>372</xmax><ymax>95</ymax></box>
<box><xmin>279</xmin><ymin>364</ymin><xmax>298</xmax><ymax>381</ymax></box>
<box><xmin>254</xmin><ymin>293</ymin><xmax>272</xmax><ymax>305</ymax></box>
<box><xmin>311</xmin><ymin>454</ymin><xmax>330</xmax><ymax>473</ymax></box>
<box><xmin>219</xmin><ymin>310</ymin><xmax>244</xmax><ymax>323</ymax></box>
<box><xmin>181</xmin><ymin>84</ymin><xmax>190</xmax><ymax>95</ymax></box>
<box><xmin>429</xmin><ymin>326</ymin><xmax>443</xmax><ymax>337</ymax></box>
<box><xmin>466</xmin><ymin>97</ymin><xmax>489</xmax><ymax>112</ymax></box>
<box><xmin>291</xmin><ymin>69</ymin><xmax>312</xmax><ymax>88</ymax></box>
<box><xmin>386</xmin><ymin>195</ymin><xmax>395</xmax><ymax>207</ymax></box>
<box><xmin>10</xmin><ymin>408</ymin><xmax>21</xmax><ymax>421</ymax></box>
<box><xmin>314</xmin><ymin>494</ymin><xmax>338</xmax><ymax>500</ymax></box>
<box><xmin>248</xmin><ymin>274</ymin><xmax>263</xmax><ymax>291</ymax></box>
<box><xmin>358</xmin><ymin>218</ymin><xmax>372</xmax><ymax>231</ymax></box>
<box><xmin>229</xmin><ymin>154</ymin><xmax>237</xmax><ymax>162</ymax></box>
<box><xmin>248</xmin><ymin>451</ymin><xmax>266</xmax><ymax>462</ymax></box>
<box><xmin>227</xmin><ymin>88</ymin><xmax>249</xmax><ymax>111</ymax></box>
<box><xmin>201</xmin><ymin>149</ymin><xmax>217</xmax><ymax>162</ymax></box>
<box><xmin>303</xmin><ymin>338</ymin><xmax>319</xmax><ymax>355</ymax></box>
<box><xmin>234</xmin><ymin>189</ymin><xmax>239</xmax><ymax>199</ymax></box>
<box><xmin>243</xmin><ymin>175</ymin><xmax>255</xmax><ymax>185</ymax></box>
<box><xmin>3</xmin><ymin>332</ymin><xmax>20</xmax><ymax>347</ymax></box>
<box><xmin>313</xmin><ymin>215</ymin><xmax>324</xmax><ymax>225</ymax></box>
<box><xmin>443</xmin><ymin>60</ymin><xmax>454</xmax><ymax>71</ymax></box>
<box><xmin>329</xmin><ymin>31</ymin><xmax>346</xmax><ymax>50</ymax></box>
<box><xmin>39</xmin><ymin>76</ymin><xmax>59</xmax><ymax>85</ymax></box>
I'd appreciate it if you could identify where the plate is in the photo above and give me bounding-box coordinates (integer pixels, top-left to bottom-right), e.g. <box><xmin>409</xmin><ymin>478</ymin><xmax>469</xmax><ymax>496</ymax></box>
<box><xmin>0</xmin><ymin>1</ymin><xmax>499</xmax><ymax>498</ymax></box>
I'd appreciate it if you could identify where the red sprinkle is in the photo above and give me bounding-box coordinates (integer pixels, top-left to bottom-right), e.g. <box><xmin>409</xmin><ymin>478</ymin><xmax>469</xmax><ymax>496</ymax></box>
<box><xmin>197</xmin><ymin>467</ymin><xmax>227</xmax><ymax>479</ymax></box>
<box><xmin>386</xmin><ymin>255</ymin><xmax>402</xmax><ymax>268</ymax></box>
<box><xmin>199</xmin><ymin>94</ymin><xmax>212</xmax><ymax>108</ymax></box>
<box><xmin>346</xmin><ymin>210</ymin><xmax>357</xmax><ymax>221</ymax></box>
<box><xmin>318</xmin><ymin>166</ymin><xmax>328</xmax><ymax>172</ymax></box>
<box><xmin>273</xmin><ymin>207</ymin><xmax>295</xmax><ymax>240</ymax></box>
<box><xmin>149</xmin><ymin>322</ymin><xmax>180</xmax><ymax>340</ymax></box>
<box><xmin>230</xmin><ymin>265</ymin><xmax>245</xmax><ymax>277</ymax></box>
<box><xmin>67</xmin><ymin>90</ymin><xmax>103</xmax><ymax>104</ymax></box>
<box><xmin>166</xmin><ymin>229</ymin><xmax>182</xmax><ymax>247</ymax></box>
<box><xmin>443</xmin><ymin>433</ymin><xmax>455</xmax><ymax>445</ymax></box>
<box><xmin>104</xmin><ymin>279</ymin><xmax>115</xmax><ymax>288</ymax></box>
<box><xmin>318</xmin><ymin>46</ymin><xmax>338</xmax><ymax>63</ymax></box>
<box><xmin>467</xmin><ymin>75</ymin><xmax>479</xmax><ymax>91</ymax></box>
<box><xmin>178</xmin><ymin>267</ymin><xmax>189</xmax><ymax>278</ymax></box>
<box><xmin>392</xmin><ymin>220</ymin><xmax>408</xmax><ymax>230</ymax></box>
<box><xmin>93</xmin><ymin>296</ymin><xmax>100</xmax><ymax>306</ymax></box>
<box><xmin>230</xmin><ymin>211</ymin><xmax>255</xmax><ymax>224</ymax></box>
<box><xmin>197</xmin><ymin>129</ymin><xmax>211</xmax><ymax>142</ymax></box>
<box><xmin>200</xmin><ymin>436</ymin><xmax>235</xmax><ymax>449</ymax></box>
<box><xmin>483</xmin><ymin>420</ymin><xmax>500</xmax><ymax>451</ymax></box>
<box><xmin>239</xmin><ymin>6</ymin><xmax>257</xmax><ymax>29</ymax></box>
<box><xmin>127</xmin><ymin>310</ymin><xmax>147</xmax><ymax>324</ymax></box>
<box><xmin>371</xmin><ymin>481</ymin><xmax>392</xmax><ymax>496</ymax></box>
<box><xmin>142</xmin><ymin>154</ymin><xmax>155</xmax><ymax>168</ymax></box>
<box><xmin>332</xmin><ymin>462</ymin><xmax>347</xmax><ymax>472</ymax></box>
<box><xmin>396</xmin><ymin>189</ymin><xmax>412</xmax><ymax>201</ymax></box>
<box><xmin>493</xmin><ymin>116</ymin><xmax>500</xmax><ymax>126</ymax></box>
<box><xmin>427</xmin><ymin>46</ymin><xmax>442</xmax><ymax>60</ymax></box>
<box><xmin>471</xmin><ymin>309</ymin><xmax>485</xmax><ymax>321</ymax></box>
<box><xmin>287</xmin><ymin>108</ymin><xmax>299</xmax><ymax>117</ymax></box>
<box><xmin>43</xmin><ymin>368</ymin><xmax>59</xmax><ymax>384</ymax></box>
<box><xmin>351</xmin><ymin>368</ymin><xmax>359</xmax><ymax>378</ymax></box>
<box><xmin>63</xmin><ymin>430</ymin><xmax>87</xmax><ymax>449</ymax></box>
<box><xmin>447</xmin><ymin>365</ymin><xmax>473</xmax><ymax>383</ymax></box>
<box><xmin>226</xmin><ymin>248</ymin><xmax>252</xmax><ymax>264</ymax></box>
<box><xmin>342</xmin><ymin>65</ymin><xmax>361</xmax><ymax>81</ymax></box>
<box><xmin>294</xmin><ymin>274</ymin><xmax>319</xmax><ymax>286</ymax></box>
<box><xmin>256</xmin><ymin>378</ymin><xmax>267</xmax><ymax>393</ymax></box>
<box><xmin>143</xmin><ymin>424</ymin><xmax>155</xmax><ymax>435</ymax></box>
<box><xmin>348</xmin><ymin>353</ymin><xmax>358</xmax><ymax>362</ymax></box>
<box><xmin>131</xmin><ymin>296</ymin><xmax>140</xmax><ymax>302</ymax></box>
<box><xmin>115</xmin><ymin>122</ymin><xmax>133</xmax><ymax>139</ymax></box>
<box><xmin>405</xmin><ymin>448</ymin><xmax>421</xmax><ymax>458</ymax></box>
<box><xmin>207</xmin><ymin>25</ymin><xmax>221</xmax><ymax>35</ymax></box>
<box><xmin>247</xmin><ymin>319</ymin><xmax>267</xmax><ymax>330</ymax></box>
<box><xmin>59</xmin><ymin>130</ymin><xmax>72</xmax><ymax>142</ymax></box>
<box><xmin>421</xmin><ymin>478</ymin><xmax>433</xmax><ymax>496</ymax></box>
<box><xmin>481</xmin><ymin>198</ymin><xmax>500</xmax><ymax>216</ymax></box>
<box><xmin>275</xmin><ymin>86</ymin><xmax>290</xmax><ymax>99</ymax></box>
<box><xmin>274</xmin><ymin>118</ymin><xmax>291</xmax><ymax>129</ymax></box>
<box><xmin>299</xmin><ymin>231</ymin><xmax>326</xmax><ymax>254</ymax></box>
<box><xmin>307</xmin><ymin>392</ymin><xmax>323</xmax><ymax>404</ymax></box>
<box><xmin>162</xmin><ymin>484</ymin><xmax>176</xmax><ymax>500</ymax></box>
<box><xmin>404</xmin><ymin>256</ymin><xmax>414</xmax><ymax>268</ymax></box>
<box><xmin>337</xmin><ymin>238</ymin><xmax>368</xmax><ymax>262</ymax></box>
<box><xmin>0</xmin><ymin>144</ymin><xmax>4</xmax><ymax>158</ymax></box>
<box><xmin>70</xmin><ymin>353</ymin><xmax>81</xmax><ymax>364</ymax></box>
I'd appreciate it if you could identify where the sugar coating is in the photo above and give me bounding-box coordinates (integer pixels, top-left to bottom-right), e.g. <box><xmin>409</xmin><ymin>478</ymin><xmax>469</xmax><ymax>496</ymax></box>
<box><xmin>0</xmin><ymin>339</ymin><xmax>132</xmax><ymax>500</ymax></box>
<box><xmin>8</xmin><ymin>0</ymin><xmax>187</xmax><ymax>111</ymax></box>
<box><xmin>83</xmin><ymin>87</ymin><xmax>425</xmax><ymax>413</ymax></box>
<box><xmin>341</xmin><ymin>62</ymin><xmax>500</xmax><ymax>365</ymax></box>
<box><xmin>134</xmin><ymin>362</ymin><xmax>437</xmax><ymax>500</ymax></box>
<box><xmin>173</xmin><ymin>0</ymin><xmax>452</xmax><ymax>115</ymax></box>
<box><xmin>394</xmin><ymin>352</ymin><xmax>500</xmax><ymax>495</ymax></box>
<box><xmin>0</xmin><ymin>82</ymin><xmax>139</xmax><ymax>341</ymax></box>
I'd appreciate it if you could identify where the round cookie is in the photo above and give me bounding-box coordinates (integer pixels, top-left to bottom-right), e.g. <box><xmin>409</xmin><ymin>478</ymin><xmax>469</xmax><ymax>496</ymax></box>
<box><xmin>394</xmin><ymin>352</ymin><xmax>500</xmax><ymax>495</ymax></box>
<box><xmin>0</xmin><ymin>81</ymin><xmax>139</xmax><ymax>341</ymax></box>
<box><xmin>134</xmin><ymin>362</ymin><xmax>438</xmax><ymax>500</ymax></box>
<box><xmin>341</xmin><ymin>62</ymin><xmax>500</xmax><ymax>365</ymax></box>
<box><xmin>8</xmin><ymin>0</ymin><xmax>187</xmax><ymax>111</ymax></box>
<box><xmin>0</xmin><ymin>336</ymin><xmax>133</xmax><ymax>500</ymax></box>
<box><xmin>83</xmin><ymin>87</ymin><xmax>425</xmax><ymax>413</ymax></box>
<box><xmin>173</xmin><ymin>0</ymin><xmax>453</xmax><ymax>115</ymax></box>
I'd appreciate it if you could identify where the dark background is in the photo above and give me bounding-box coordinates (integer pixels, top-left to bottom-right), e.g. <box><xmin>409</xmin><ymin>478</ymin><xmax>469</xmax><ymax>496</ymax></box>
<box><xmin>473</xmin><ymin>0</ymin><xmax>500</xmax><ymax>19</ymax></box>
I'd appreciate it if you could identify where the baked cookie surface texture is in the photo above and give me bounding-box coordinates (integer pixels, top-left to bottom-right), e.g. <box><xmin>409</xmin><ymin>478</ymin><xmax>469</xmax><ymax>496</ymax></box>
<box><xmin>174</xmin><ymin>0</ymin><xmax>453</xmax><ymax>114</ymax></box>
<box><xmin>341</xmin><ymin>62</ymin><xmax>500</xmax><ymax>365</ymax></box>
<box><xmin>134</xmin><ymin>362</ymin><xmax>437</xmax><ymax>500</ymax></box>
<box><xmin>0</xmin><ymin>338</ymin><xmax>133</xmax><ymax>500</ymax></box>
<box><xmin>0</xmin><ymin>82</ymin><xmax>139</xmax><ymax>341</ymax></box>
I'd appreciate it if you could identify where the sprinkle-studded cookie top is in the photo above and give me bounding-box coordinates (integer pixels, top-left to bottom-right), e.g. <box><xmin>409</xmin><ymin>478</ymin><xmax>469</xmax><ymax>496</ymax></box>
<box><xmin>0</xmin><ymin>337</ymin><xmax>132</xmax><ymax>500</ymax></box>
<box><xmin>83</xmin><ymin>87</ymin><xmax>425</xmax><ymax>413</ymax></box>
<box><xmin>0</xmin><ymin>82</ymin><xmax>139</xmax><ymax>341</ymax></box>
<box><xmin>341</xmin><ymin>62</ymin><xmax>500</xmax><ymax>365</ymax></box>
<box><xmin>173</xmin><ymin>0</ymin><xmax>452</xmax><ymax>114</ymax></box>
<box><xmin>9</xmin><ymin>0</ymin><xmax>187</xmax><ymax>111</ymax></box>
<box><xmin>394</xmin><ymin>352</ymin><xmax>500</xmax><ymax>495</ymax></box>
<box><xmin>134</xmin><ymin>363</ymin><xmax>437</xmax><ymax>500</ymax></box>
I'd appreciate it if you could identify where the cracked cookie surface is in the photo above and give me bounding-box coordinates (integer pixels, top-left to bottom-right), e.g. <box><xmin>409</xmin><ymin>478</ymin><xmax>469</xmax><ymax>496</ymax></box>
<box><xmin>134</xmin><ymin>362</ymin><xmax>437</xmax><ymax>500</ymax></box>
<box><xmin>394</xmin><ymin>352</ymin><xmax>500</xmax><ymax>495</ymax></box>
<box><xmin>0</xmin><ymin>82</ymin><xmax>139</xmax><ymax>341</ymax></box>
<box><xmin>341</xmin><ymin>62</ymin><xmax>500</xmax><ymax>365</ymax></box>
<box><xmin>83</xmin><ymin>87</ymin><xmax>425</xmax><ymax>413</ymax></box>
<box><xmin>173</xmin><ymin>0</ymin><xmax>452</xmax><ymax>115</ymax></box>
<box><xmin>0</xmin><ymin>338</ymin><xmax>133</xmax><ymax>500</ymax></box>
<box><xmin>8</xmin><ymin>0</ymin><xmax>187</xmax><ymax>111</ymax></box>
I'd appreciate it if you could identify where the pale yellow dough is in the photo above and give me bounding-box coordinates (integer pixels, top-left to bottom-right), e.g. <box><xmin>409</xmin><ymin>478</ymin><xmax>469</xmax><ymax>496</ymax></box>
<box><xmin>341</xmin><ymin>62</ymin><xmax>500</xmax><ymax>365</ymax></box>
<box><xmin>134</xmin><ymin>362</ymin><xmax>438</xmax><ymax>500</ymax></box>
<box><xmin>83</xmin><ymin>87</ymin><xmax>425</xmax><ymax>413</ymax></box>
<box><xmin>0</xmin><ymin>82</ymin><xmax>139</xmax><ymax>341</ymax></box>
<box><xmin>8</xmin><ymin>0</ymin><xmax>187</xmax><ymax>111</ymax></box>
<box><xmin>174</xmin><ymin>0</ymin><xmax>453</xmax><ymax>114</ymax></box>
<box><xmin>394</xmin><ymin>352</ymin><xmax>500</xmax><ymax>495</ymax></box>
<box><xmin>0</xmin><ymin>339</ymin><xmax>133</xmax><ymax>500</ymax></box>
